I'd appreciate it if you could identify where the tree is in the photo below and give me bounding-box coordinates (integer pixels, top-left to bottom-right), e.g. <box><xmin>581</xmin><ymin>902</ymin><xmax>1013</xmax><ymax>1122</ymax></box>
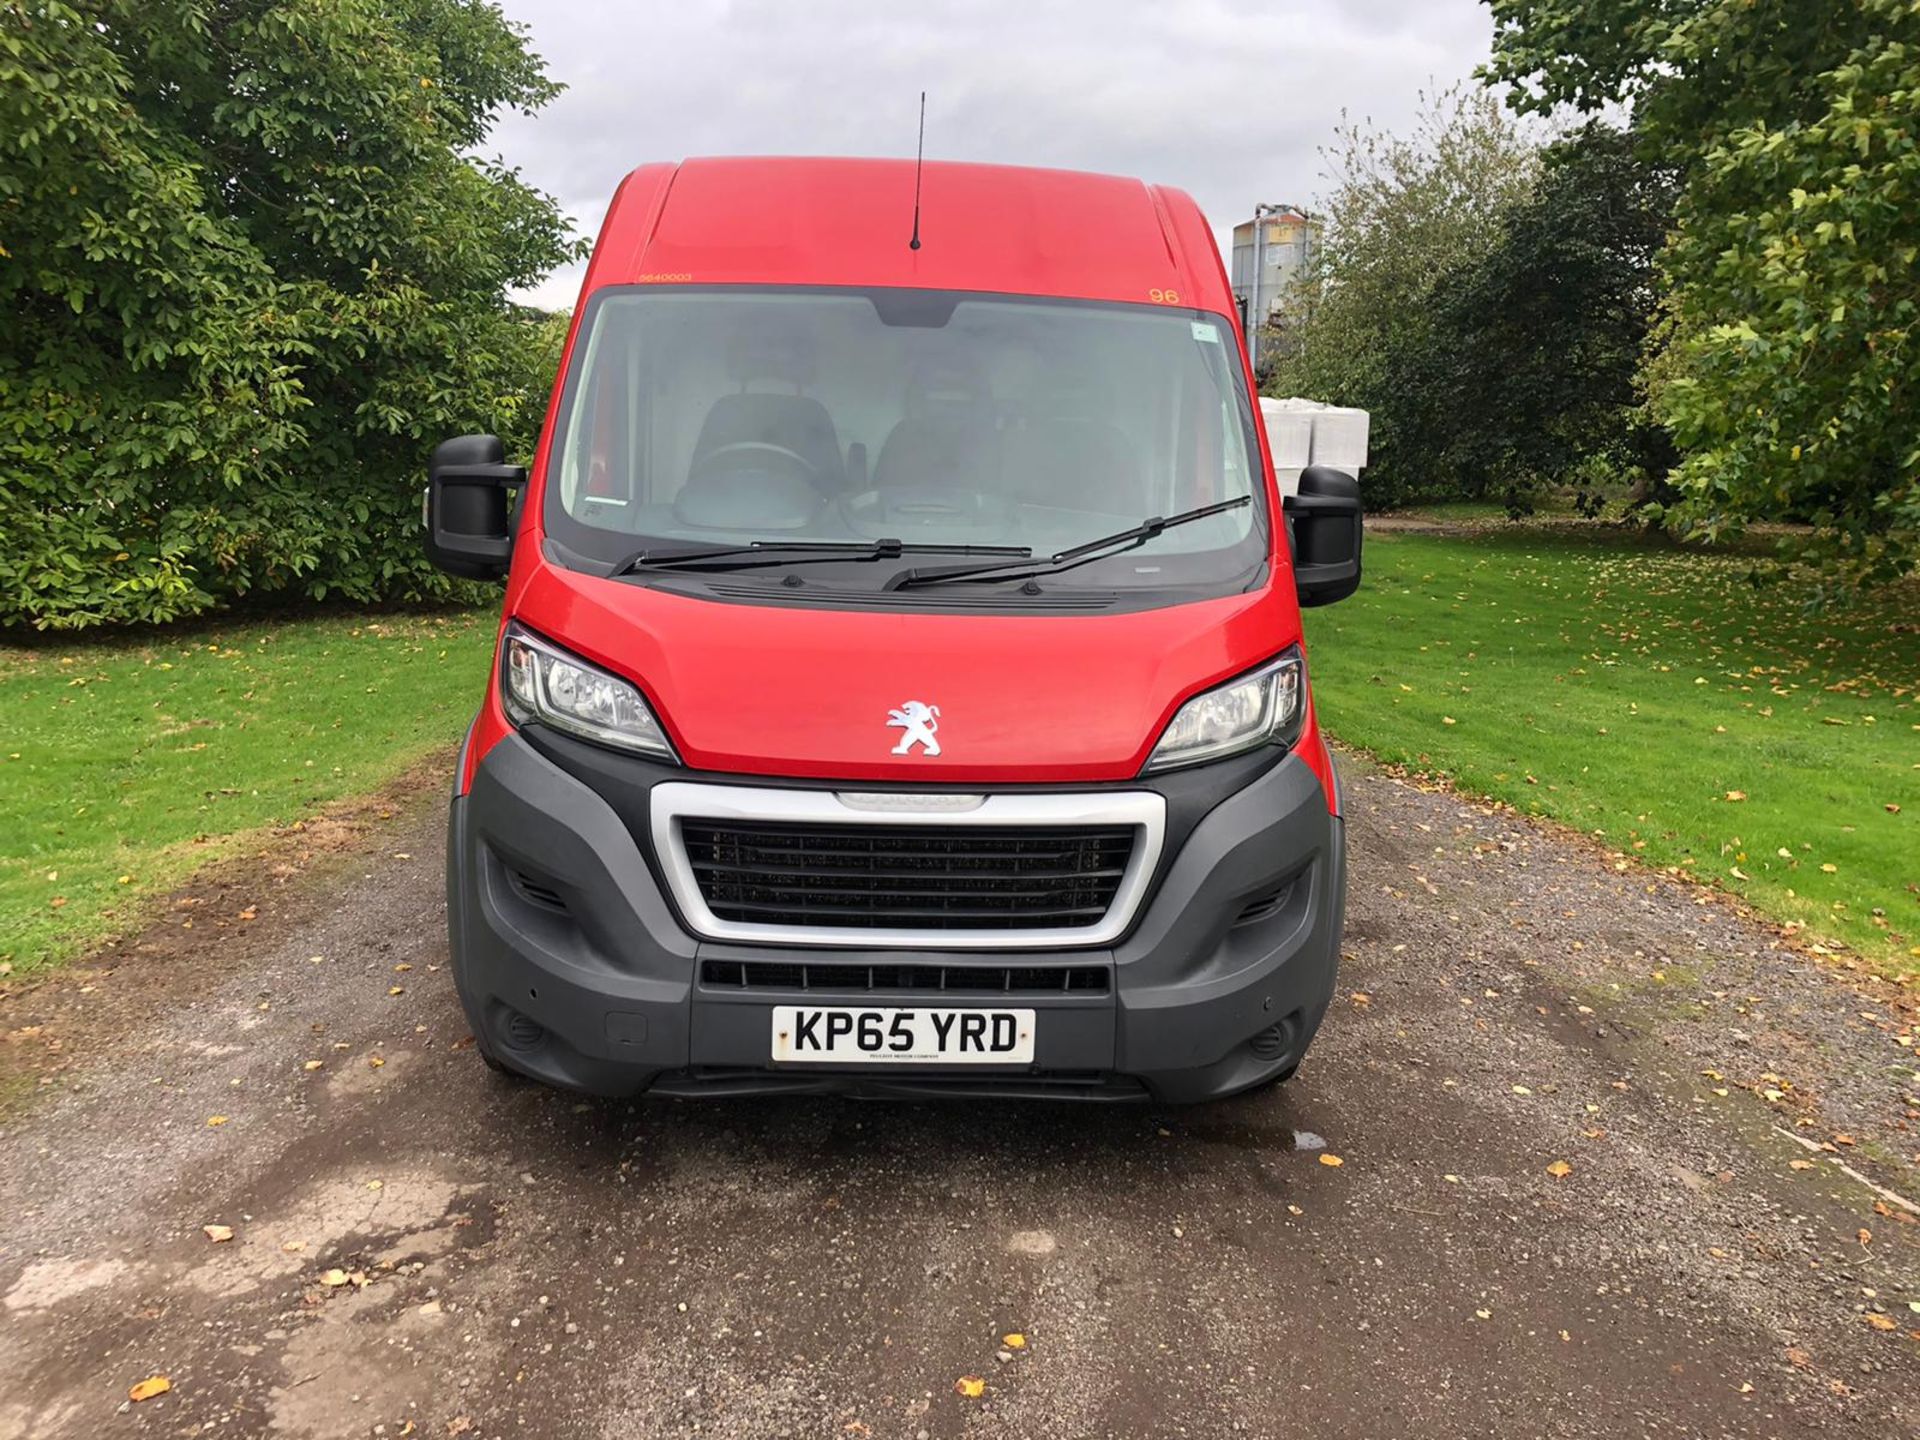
<box><xmin>1269</xmin><ymin>87</ymin><xmax>1540</xmax><ymax>508</ymax></box>
<box><xmin>0</xmin><ymin>0</ymin><xmax>582</xmax><ymax>628</ymax></box>
<box><xmin>1486</xmin><ymin>0</ymin><xmax>1920</xmax><ymax>585</ymax></box>
<box><xmin>1411</xmin><ymin>125</ymin><xmax>1678</xmax><ymax>513</ymax></box>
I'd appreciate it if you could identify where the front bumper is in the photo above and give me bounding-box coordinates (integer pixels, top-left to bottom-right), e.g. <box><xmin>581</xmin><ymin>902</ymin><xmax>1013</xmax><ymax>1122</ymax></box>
<box><xmin>447</xmin><ymin>731</ymin><xmax>1345</xmax><ymax>1103</ymax></box>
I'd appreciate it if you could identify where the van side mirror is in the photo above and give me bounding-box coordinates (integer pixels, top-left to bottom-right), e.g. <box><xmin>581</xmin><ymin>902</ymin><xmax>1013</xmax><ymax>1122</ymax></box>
<box><xmin>424</xmin><ymin>435</ymin><xmax>525</xmax><ymax>581</ymax></box>
<box><xmin>1284</xmin><ymin>466</ymin><xmax>1363</xmax><ymax>607</ymax></box>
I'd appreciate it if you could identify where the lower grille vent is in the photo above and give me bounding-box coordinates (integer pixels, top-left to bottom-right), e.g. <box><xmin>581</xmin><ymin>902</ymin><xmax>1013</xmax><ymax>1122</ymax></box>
<box><xmin>510</xmin><ymin>871</ymin><xmax>567</xmax><ymax>912</ymax></box>
<box><xmin>701</xmin><ymin>960</ymin><xmax>1109</xmax><ymax>995</ymax></box>
<box><xmin>1235</xmin><ymin>878</ymin><xmax>1297</xmax><ymax>926</ymax></box>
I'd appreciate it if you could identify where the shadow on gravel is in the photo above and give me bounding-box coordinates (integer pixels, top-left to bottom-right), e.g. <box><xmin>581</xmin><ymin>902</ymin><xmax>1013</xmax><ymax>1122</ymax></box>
<box><xmin>450</xmin><ymin>1067</ymin><xmax>1332</xmax><ymax>1197</ymax></box>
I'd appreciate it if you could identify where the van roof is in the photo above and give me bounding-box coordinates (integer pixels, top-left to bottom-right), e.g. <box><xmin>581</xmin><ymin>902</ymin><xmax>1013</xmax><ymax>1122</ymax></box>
<box><xmin>578</xmin><ymin>157</ymin><xmax>1232</xmax><ymax>316</ymax></box>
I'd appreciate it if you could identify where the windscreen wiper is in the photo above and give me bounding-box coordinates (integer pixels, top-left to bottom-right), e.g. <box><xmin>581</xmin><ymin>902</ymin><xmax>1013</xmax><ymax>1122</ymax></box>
<box><xmin>612</xmin><ymin>538</ymin><xmax>1030</xmax><ymax>577</ymax></box>
<box><xmin>885</xmin><ymin>496</ymin><xmax>1253</xmax><ymax>591</ymax></box>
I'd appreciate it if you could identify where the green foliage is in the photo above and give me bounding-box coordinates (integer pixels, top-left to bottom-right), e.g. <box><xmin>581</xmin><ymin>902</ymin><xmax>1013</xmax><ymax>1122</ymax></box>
<box><xmin>1302</xmin><ymin>525</ymin><xmax>1919</xmax><ymax>972</ymax></box>
<box><xmin>1486</xmin><ymin>0</ymin><xmax>1920</xmax><ymax>586</ymax></box>
<box><xmin>0</xmin><ymin>608</ymin><xmax>496</xmax><ymax>973</ymax></box>
<box><xmin>0</xmin><ymin>1</ymin><xmax>583</xmax><ymax>629</ymax></box>
<box><xmin>1271</xmin><ymin>100</ymin><xmax>1671</xmax><ymax>513</ymax></box>
<box><xmin>1268</xmin><ymin>87</ymin><xmax>1540</xmax><ymax>508</ymax></box>
<box><xmin>1408</xmin><ymin>125</ymin><xmax>1678</xmax><ymax>513</ymax></box>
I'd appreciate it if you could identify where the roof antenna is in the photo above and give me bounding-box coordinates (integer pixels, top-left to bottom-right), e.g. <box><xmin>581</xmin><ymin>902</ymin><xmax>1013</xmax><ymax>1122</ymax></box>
<box><xmin>909</xmin><ymin>91</ymin><xmax>926</xmax><ymax>251</ymax></box>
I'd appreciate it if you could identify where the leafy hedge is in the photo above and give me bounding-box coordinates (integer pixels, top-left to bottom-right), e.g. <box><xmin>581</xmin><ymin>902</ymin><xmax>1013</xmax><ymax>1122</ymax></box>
<box><xmin>0</xmin><ymin>0</ymin><xmax>582</xmax><ymax>628</ymax></box>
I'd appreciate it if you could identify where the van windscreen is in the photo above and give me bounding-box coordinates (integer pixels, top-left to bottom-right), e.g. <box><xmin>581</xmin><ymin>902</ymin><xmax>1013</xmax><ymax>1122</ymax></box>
<box><xmin>541</xmin><ymin>286</ymin><xmax>1267</xmax><ymax>593</ymax></box>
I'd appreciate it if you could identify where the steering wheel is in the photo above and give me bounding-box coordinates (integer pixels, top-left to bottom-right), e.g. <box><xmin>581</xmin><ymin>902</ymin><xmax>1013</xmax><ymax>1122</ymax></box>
<box><xmin>887</xmin><ymin>496</ymin><xmax>968</xmax><ymax>519</ymax></box>
<box><xmin>696</xmin><ymin>440</ymin><xmax>819</xmax><ymax>480</ymax></box>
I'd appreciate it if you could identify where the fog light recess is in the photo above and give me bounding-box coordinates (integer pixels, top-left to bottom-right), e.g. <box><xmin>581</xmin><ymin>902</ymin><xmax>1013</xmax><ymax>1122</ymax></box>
<box><xmin>1249</xmin><ymin>1014</ymin><xmax>1299</xmax><ymax>1062</ymax></box>
<box><xmin>502</xmin><ymin>1010</ymin><xmax>546</xmax><ymax>1051</ymax></box>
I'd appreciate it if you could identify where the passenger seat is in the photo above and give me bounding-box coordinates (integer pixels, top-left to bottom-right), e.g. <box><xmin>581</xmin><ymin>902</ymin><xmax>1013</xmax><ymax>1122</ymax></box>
<box><xmin>872</xmin><ymin>363</ymin><xmax>1000</xmax><ymax>494</ymax></box>
<box><xmin>999</xmin><ymin>416</ymin><xmax>1140</xmax><ymax>511</ymax></box>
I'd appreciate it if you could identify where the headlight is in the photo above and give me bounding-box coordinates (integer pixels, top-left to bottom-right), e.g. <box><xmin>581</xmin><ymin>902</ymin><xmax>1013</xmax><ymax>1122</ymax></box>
<box><xmin>1143</xmin><ymin>647</ymin><xmax>1304</xmax><ymax>773</ymax></box>
<box><xmin>500</xmin><ymin>624</ymin><xmax>677</xmax><ymax>760</ymax></box>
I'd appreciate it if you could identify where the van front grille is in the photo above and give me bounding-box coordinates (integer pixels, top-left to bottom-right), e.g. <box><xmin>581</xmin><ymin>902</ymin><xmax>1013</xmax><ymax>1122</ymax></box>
<box><xmin>679</xmin><ymin>820</ymin><xmax>1134</xmax><ymax>931</ymax></box>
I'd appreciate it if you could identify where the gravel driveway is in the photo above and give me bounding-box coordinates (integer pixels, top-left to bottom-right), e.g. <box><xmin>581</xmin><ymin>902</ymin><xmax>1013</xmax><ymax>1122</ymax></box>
<box><xmin>1</xmin><ymin>757</ymin><xmax>1914</xmax><ymax>1438</ymax></box>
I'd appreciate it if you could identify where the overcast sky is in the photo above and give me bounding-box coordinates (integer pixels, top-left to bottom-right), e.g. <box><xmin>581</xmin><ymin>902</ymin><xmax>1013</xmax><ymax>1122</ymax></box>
<box><xmin>488</xmin><ymin>0</ymin><xmax>1496</xmax><ymax>309</ymax></box>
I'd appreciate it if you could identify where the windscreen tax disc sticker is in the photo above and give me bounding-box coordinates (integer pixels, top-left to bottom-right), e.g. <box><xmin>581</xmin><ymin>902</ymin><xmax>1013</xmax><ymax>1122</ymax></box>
<box><xmin>1191</xmin><ymin>320</ymin><xmax>1222</xmax><ymax>344</ymax></box>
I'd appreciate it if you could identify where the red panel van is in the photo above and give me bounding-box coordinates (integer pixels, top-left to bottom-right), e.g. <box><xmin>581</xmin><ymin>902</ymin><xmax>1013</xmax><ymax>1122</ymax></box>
<box><xmin>425</xmin><ymin>157</ymin><xmax>1362</xmax><ymax>1101</ymax></box>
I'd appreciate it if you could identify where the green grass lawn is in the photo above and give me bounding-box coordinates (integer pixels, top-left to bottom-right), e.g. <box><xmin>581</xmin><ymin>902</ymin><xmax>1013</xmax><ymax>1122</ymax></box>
<box><xmin>0</xmin><ymin>609</ymin><xmax>496</xmax><ymax>976</ymax></box>
<box><xmin>1303</xmin><ymin>524</ymin><xmax>1919</xmax><ymax>974</ymax></box>
<box><xmin>4</xmin><ymin>537</ymin><xmax>1913</xmax><ymax>980</ymax></box>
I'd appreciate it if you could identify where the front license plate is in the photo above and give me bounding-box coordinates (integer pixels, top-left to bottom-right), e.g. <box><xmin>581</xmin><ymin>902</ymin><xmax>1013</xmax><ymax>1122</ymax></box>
<box><xmin>771</xmin><ymin>1006</ymin><xmax>1036</xmax><ymax>1065</ymax></box>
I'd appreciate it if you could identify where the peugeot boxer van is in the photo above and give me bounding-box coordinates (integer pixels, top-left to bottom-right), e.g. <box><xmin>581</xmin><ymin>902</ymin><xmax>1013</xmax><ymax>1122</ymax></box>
<box><xmin>424</xmin><ymin>158</ymin><xmax>1362</xmax><ymax>1102</ymax></box>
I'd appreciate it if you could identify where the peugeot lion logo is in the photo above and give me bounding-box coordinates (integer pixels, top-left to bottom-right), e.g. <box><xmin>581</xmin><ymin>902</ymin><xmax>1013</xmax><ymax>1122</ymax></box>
<box><xmin>887</xmin><ymin>700</ymin><xmax>942</xmax><ymax>756</ymax></box>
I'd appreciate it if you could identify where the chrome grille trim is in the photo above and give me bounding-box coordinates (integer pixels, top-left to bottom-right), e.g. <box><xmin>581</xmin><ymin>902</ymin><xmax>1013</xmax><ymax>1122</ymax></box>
<box><xmin>650</xmin><ymin>782</ymin><xmax>1166</xmax><ymax>950</ymax></box>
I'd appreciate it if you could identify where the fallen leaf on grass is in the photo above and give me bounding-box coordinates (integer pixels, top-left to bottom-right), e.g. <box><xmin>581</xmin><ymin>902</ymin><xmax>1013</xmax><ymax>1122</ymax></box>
<box><xmin>1318</xmin><ymin>1153</ymin><xmax>1344</xmax><ymax>1168</ymax></box>
<box><xmin>954</xmin><ymin>1376</ymin><xmax>986</xmax><ymax>1398</ymax></box>
<box><xmin>1724</xmin><ymin>790</ymin><xmax>1747</xmax><ymax>802</ymax></box>
<box><xmin>1863</xmin><ymin>1313</ymin><xmax>1897</xmax><ymax>1332</ymax></box>
<box><xmin>1546</xmin><ymin>1160</ymin><xmax>1573</xmax><ymax>1179</ymax></box>
<box><xmin>202</xmin><ymin>1224</ymin><xmax>233</xmax><ymax>1243</ymax></box>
